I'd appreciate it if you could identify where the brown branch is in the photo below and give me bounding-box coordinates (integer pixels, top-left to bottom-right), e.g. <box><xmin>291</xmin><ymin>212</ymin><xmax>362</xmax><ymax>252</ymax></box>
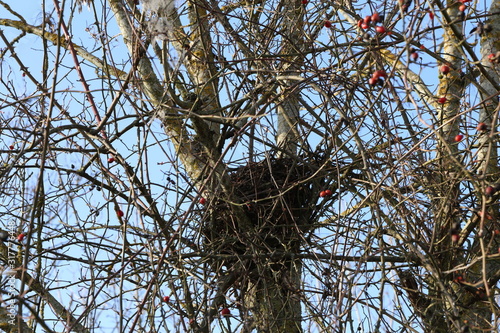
<box><xmin>52</xmin><ymin>0</ymin><xmax>107</xmax><ymax>139</ymax></box>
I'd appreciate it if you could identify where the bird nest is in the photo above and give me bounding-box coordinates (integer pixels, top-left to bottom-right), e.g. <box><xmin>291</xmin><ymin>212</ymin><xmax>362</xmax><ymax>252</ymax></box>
<box><xmin>202</xmin><ymin>156</ymin><xmax>324</xmax><ymax>263</ymax></box>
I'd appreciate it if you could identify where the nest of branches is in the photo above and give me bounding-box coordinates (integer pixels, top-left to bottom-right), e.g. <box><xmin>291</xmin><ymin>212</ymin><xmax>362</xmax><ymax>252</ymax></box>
<box><xmin>202</xmin><ymin>156</ymin><xmax>326</xmax><ymax>266</ymax></box>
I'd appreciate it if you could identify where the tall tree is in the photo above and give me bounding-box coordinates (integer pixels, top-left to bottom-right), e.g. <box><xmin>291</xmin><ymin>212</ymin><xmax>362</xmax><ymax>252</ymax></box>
<box><xmin>0</xmin><ymin>0</ymin><xmax>499</xmax><ymax>332</ymax></box>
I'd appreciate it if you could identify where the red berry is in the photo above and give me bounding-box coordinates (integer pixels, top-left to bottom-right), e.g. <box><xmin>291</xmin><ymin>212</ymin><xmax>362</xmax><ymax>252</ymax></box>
<box><xmin>411</xmin><ymin>52</ymin><xmax>419</xmax><ymax>61</ymax></box>
<box><xmin>163</xmin><ymin>296</ymin><xmax>170</xmax><ymax>302</ymax></box>
<box><xmin>116</xmin><ymin>210</ymin><xmax>124</xmax><ymax>217</ymax></box>
<box><xmin>451</xmin><ymin>233</ymin><xmax>459</xmax><ymax>243</ymax></box>
<box><xmin>438</xmin><ymin>97</ymin><xmax>447</xmax><ymax>104</ymax></box>
<box><xmin>17</xmin><ymin>233</ymin><xmax>25</xmax><ymax>241</ymax></box>
<box><xmin>372</xmin><ymin>70</ymin><xmax>387</xmax><ymax>80</ymax></box>
<box><xmin>199</xmin><ymin>197</ymin><xmax>206</xmax><ymax>205</ymax></box>
<box><xmin>363</xmin><ymin>15</ymin><xmax>372</xmax><ymax>25</ymax></box>
<box><xmin>488</xmin><ymin>53</ymin><xmax>496</xmax><ymax>61</ymax></box>
<box><xmin>221</xmin><ymin>308</ymin><xmax>230</xmax><ymax>316</ymax></box>
<box><xmin>486</xmin><ymin>186</ymin><xmax>496</xmax><ymax>196</ymax></box>
<box><xmin>440</xmin><ymin>65</ymin><xmax>451</xmax><ymax>74</ymax></box>
<box><xmin>368</xmin><ymin>77</ymin><xmax>378</xmax><ymax>86</ymax></box>
<box><xmin>428</xmin><ymin>11</ymin><xmax>434</xmax><ymax>20</ymax></box>
<box><xmin>361</xmin><ymin>23</ymin><xmax>370</xmax><ymax>30</ymax></box>
<box><xmin>319</xmin><ymin>191</ymin><xmax>327</xmax><ymax>198</ymax></box>
<box><xmin>454</xmin><ymin>134</ymin><xmax>464</xmax><ymax>142</ymax></box>
<box><xmin>324</xmin><ymin>20</ymin><xmax>332</xmax><ymax>28</ymax></box>
<box><xmin>458</xmin><ymin>4</ymin><xmax>466</xmax><ymax>11</ymax></box>
<box><xmin>324</xmin><ymin>189</ymin><xmax>333</xmax><ymax>196</ymax></box>
<box><xmin>8</xmin><ymin>145</ymin><xmax>14</xmax><ymax>150</ymax></box>
<box><xmin>375</xmin><ymin>26</ymin><xmax>386</xmax><ymax>34</ymax></box>
<box><xmin>357</xmin><ymin>19</ymin><xmax>363</xmax><ymax>28</ymax></box>
<box><xmin>477</xmin><ymin>122</ymin><xmax>488</xmax><ymax>131</ymax></box>
<box><xmin>108</xmin><ymin>156</ymin><xmax>115</xmax><ymax>163</ymax></box>
<box><xmin>377</xmin><ymin>69</ymin><xmax>387</xmax><ymax>78</ymax></box>
<box><xmin>301</xmin><ymin>0</ymin><xmax>308</xmax><ymax>4</ymax></box>
<box><xmin>371</xmin><ymin>12</ymin><xmax>381</xmax><ymax>23</ymax></box>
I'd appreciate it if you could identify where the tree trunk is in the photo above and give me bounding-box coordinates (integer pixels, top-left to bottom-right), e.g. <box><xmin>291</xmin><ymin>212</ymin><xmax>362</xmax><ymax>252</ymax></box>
<box><xmin>243</xmin><ymin>259</ymin><xmax>302</xmax><ymax>332</ymax></box>
<box><xmin>243</xmin><ymin>1</ymin><xmax>306</xmax><ymax>331</ymax></box>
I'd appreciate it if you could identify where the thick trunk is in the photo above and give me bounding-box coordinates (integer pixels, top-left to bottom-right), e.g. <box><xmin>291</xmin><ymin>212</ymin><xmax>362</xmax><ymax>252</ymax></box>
<box><xmin>244</xmin><ymin>259</ymin><xmax>303</xmax><ymax>333</ymax></box>
<box><xmin>430</xmin><ymin>2</ymin><xmax>468</xmax><ymax>331</ymax></box>
<box><xmin>247</xmin><ymin>2</ymin><xmax>305</xmax><ymax>331</ymax></box>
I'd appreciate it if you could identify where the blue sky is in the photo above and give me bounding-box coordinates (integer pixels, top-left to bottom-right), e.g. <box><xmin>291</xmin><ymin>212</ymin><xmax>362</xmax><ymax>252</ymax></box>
<box><xmin>0</xmin><ymin>0</ymin><xmax>495</xmax><ymax>332</ymax></box>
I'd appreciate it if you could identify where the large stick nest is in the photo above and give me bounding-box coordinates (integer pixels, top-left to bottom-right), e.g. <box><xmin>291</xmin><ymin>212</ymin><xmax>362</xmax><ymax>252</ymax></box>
<box><xmin>202</xmin><ymin>156</ymin><xmax>326</xmax><ymax>262</ymax></box>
